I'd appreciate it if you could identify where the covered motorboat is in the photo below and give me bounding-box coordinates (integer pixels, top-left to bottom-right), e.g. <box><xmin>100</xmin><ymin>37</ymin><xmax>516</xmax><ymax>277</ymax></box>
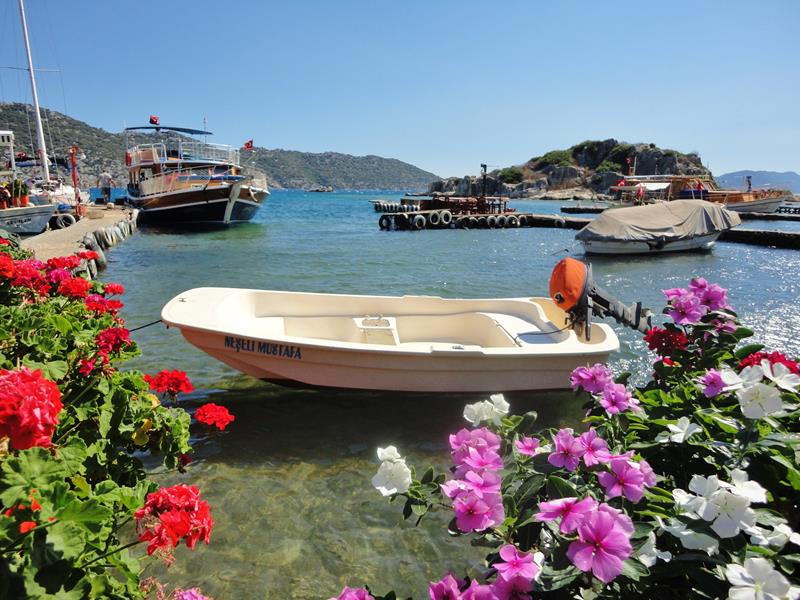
<box><xmin>575</xmin><ymin>200</ymin><xmax>741</xmax><ymax>255</ymax></box>
<box><xmin>162</xmin><ymin>286</ymin><xmax>620</xmax><ymax>393</ymax></box>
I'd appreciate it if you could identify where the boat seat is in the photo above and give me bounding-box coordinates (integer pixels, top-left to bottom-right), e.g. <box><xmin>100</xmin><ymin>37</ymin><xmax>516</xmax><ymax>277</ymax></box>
<box><xmin>481</xmin><ymin>313</ymin><xmax>562</xmax><ymax>345</ymax></box>
<box><xmin>355</xmin><ymin>316</ymin><xmax>399</xmax><ymax>345</ymax></box>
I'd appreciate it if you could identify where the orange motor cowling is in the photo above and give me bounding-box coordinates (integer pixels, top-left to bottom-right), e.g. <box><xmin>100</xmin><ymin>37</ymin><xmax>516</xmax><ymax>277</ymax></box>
<box><xmin>549</xmin><ymin>257</ymin><xmax>590</xmax><ymax>312</ymax></box>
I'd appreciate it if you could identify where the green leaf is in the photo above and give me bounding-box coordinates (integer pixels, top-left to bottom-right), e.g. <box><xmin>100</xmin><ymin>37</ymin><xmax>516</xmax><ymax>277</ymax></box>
<box><xmin>419</xmin><ymin>467</ymin><xmax>434</xmax><ymax>485</ymax></box>
<box><xmin>770</xmin><ymin>455</ymin><xmax>800</xmax><ymax>490</ymax></box>
<box><xmin>1</xmin><ymin>448</ymin><xmax>67</xmax><ymax>505</ymax></box>
<box><xmin>734</xmin><ymin>343</ymin><xmax>764</xmax><ymax>360</ymax></box>
<box><xmin>58</xmin><ymin>499</ymin><xmax>112</xmax><ymax>534</ymax></box>
<box><xmin>546</xmin><ymin>475</ymin><xmax>577</xmax><ymax>499</ymax></box>
<box><xmin>620</xmin><ymin>558</ymin><xmax>649</xmax><ymax>581</ymax></box>
<box><xmin>48</xmin><ymin>315</ymin><xmax>73</xmax><ymax>336</ymax></box>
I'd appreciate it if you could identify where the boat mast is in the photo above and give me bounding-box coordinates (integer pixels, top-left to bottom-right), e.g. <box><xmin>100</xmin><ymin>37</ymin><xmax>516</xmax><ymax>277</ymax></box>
<box><xmin>17</xmin><ymin>0</ymin><xmax>50</xmax><ymax>183</ymax></box>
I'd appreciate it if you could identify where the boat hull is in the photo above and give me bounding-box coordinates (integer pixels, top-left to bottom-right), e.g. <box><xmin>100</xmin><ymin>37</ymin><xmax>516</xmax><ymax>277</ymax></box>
<box><xmin>0</xmin><ymin>204</ymin><xmax>56</xmax><ymax>235</ymax></box>
<box><xmin>581</xmin><ymin>232</ymin><xmax>720</xmax><ymax>255</ymax></box>
<box><xmin>162</xmin><ymin>288</ymin><xmax>619</xmax><ymax>393</ymax></box>
<box><xmin>723</xmin><ymin>196</ymin><xmax>786</xmax><ymax>214</ymax></box>
<box><xmin>129</xmin><ymin>185</ymin><xmax>267</xmax><ymax>225</ymax></box>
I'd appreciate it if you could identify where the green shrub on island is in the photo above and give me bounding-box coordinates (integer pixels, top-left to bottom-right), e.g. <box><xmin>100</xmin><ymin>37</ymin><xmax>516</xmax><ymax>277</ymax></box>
<box><xmin>607</xmin><ymin>143</ymin><xmax>634</xmax><ymax>167</ymax></box>
<box><xmin>533</xmin><ymin>150</ymin><xmax>574</xmax><ymax>169</ymax></box>
<box><xmin>332</xmin><ymin>279</ymin><xmax>800</xmax><ymax>600</ymax></box>
<box><xmin>498</xmin><ymin>167</ymin><xmax>524</xmax><ymax>184</ymax></box>
<box><xmin>0</xmin><ymin>237</ymin><xmax>227</xmax><ymax>599</ymax></box>
<box><xmin>595</xmin><ymin>160</ymin><xmax>623</xmax><ymax>174</ymax></box>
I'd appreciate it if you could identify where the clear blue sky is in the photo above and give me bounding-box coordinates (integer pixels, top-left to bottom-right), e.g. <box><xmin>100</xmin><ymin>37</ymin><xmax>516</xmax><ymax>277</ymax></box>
<box><xmin>1</xmin><ymin>0</ymin><xmax>798</xmax><ymax>178</ymax></box>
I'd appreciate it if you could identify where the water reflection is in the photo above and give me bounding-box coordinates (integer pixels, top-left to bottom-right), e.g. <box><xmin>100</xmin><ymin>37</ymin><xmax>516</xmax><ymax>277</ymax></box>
<box><xmin>145</xmin><ymin>383</ymin><xmax>582</xmax><ymax>598</ymax></box>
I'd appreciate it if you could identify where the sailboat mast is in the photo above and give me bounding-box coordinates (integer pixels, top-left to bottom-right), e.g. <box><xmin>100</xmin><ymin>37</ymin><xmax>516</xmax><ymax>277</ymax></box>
<box><xmin>17</xmin><ymin>0</ymin><xmax>50</xmax><ymax>183</ymax></box>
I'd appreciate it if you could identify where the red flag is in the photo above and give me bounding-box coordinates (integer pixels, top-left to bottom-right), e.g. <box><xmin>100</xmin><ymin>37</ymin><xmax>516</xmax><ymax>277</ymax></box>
<box><xmin>149</xmin><ymin>115</ymin><xmax>160</xmax><ymax>125</ymax></box>
<box><xmin>242</xmin><ymin>139</ymin><xmax>254</xmax><ymax>151</ymax></box>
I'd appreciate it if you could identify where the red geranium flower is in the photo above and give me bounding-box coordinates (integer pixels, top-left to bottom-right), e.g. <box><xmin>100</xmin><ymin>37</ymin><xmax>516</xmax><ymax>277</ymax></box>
<box><xmin>0</xmin><ymin>367</ymin><xmax>63</xmax><ymax>450</ymax></box>
<box><xmin>195</xmin><ymin>404</ymin><xmax>234</xmax><ymax>431</ymax></box>
<box><xmin>0</xmin><ymin>253</ymin><xmax>14</xmax><ymax>279</ymax></box>
<box><xmin>46</xmin><ymin>256</ymin><xmax>81</xmax><ymax>271</ymax></box>
<box><xmin>103</xmin><ymin>282</ymin><xmax>125</xmax><ymax>296</ymax></box>
<box><xmin>18</xmin><ymin>521</ymin><xmax>37</xmax><ymax>534</ymax></box>
<box><xmin>134</xmin><ymin>484</ymin><xmax>213</xmax><ymax>557</ymax></box>
<box><xmin>0</xmin><ymin>238</ymin><xmax>10</xmax><ymax>246</ymax></box>
<box><xmin>84</xmin><ymin>294</ymin><xmax>123</xmax><ymax>315</ymax></box>
<box><xmin>57</xmin><ymin>276</ymin><xmax>91</xmax><ymax>298</ymax></box>
<box><xmin>11</xmin><ymin>259</ymin><xmax>49</xmax><ymax>295</ymax></box>
<box><xmin>77</xmin><ymin>250</ymin><xmax>99</xmax><ymax>261</ymax></box>
<box><xmin>145</xmin><ymin>370</ymin><xmax>194</xmax><ymax>396</ymax></box>
<box><xmin>643</xmin><ymin>327</ymin><xmax>688</xmax><ymax>355</ymax></box>
<box><xmin>95</xmin><ymin>327</ymin><xmax>131</xmax><ymax>356</ymax></box>
<box><xmin>739</xmin><ymin>351</ymin><xmax>800</xmax><ymax>375</ymax></box>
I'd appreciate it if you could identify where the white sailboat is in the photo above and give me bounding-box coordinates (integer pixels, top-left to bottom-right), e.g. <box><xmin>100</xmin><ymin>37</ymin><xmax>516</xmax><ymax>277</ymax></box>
<box><xmin>0</xmin><ymin>0</ymin><xmax>86</xmax><ymax>235</ymax></box>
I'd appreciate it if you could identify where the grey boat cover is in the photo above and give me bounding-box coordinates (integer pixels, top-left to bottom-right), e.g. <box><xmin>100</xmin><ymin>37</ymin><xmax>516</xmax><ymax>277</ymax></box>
<box><xmin>575</xmin><ymin>200</ymin><xmax>741</xmax><ymax>243</ymax></box>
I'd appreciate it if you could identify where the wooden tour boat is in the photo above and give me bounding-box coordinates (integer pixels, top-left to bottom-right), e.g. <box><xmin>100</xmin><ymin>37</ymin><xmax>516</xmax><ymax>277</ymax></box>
<box><xmin>124</xmin><ymin>126</ymin><xmax>269</xmax><ymax>226</ymax></box>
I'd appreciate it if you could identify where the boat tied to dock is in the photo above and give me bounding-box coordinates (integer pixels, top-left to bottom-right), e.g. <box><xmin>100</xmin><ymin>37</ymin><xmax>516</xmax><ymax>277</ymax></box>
<box><xmin>124</xmin><ymin>125</ymin><xmax>269</xmax><ymax>226</ymax></box>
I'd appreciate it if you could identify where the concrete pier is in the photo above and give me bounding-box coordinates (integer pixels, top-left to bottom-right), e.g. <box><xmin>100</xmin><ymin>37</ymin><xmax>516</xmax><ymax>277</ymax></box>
<box><xmin>21</xmin><ymin>206</ymin><xmax>136</xmax><ymax>260</ymax></box>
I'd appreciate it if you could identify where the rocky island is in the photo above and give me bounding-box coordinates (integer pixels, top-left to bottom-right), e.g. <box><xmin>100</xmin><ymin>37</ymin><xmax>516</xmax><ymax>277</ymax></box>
<box><xmin>429</xmin><ymin>139</ymin><xmax>712</xmax><ymax>200</ymax></box>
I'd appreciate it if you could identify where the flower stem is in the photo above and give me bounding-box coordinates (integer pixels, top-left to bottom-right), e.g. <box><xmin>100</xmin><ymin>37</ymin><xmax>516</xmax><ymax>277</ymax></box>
<box><xmin>79</xmin><ymin>539</ymin><xmax>141</xmax><ymax>568</ymax></box>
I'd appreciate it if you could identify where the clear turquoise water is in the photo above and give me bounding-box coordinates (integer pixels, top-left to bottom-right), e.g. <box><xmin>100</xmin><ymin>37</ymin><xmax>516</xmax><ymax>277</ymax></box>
<box><xmin>102</xmin><ymin>191</ymin><xmax>800</xmax><ymax>598</ymax></box>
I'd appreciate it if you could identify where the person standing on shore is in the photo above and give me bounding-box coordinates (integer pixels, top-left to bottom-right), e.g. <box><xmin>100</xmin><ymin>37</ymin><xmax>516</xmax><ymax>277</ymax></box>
<box><xmin>96</xmin><ymin>171</ymin><xmax>115</xmax><ymax>204</ymax></box>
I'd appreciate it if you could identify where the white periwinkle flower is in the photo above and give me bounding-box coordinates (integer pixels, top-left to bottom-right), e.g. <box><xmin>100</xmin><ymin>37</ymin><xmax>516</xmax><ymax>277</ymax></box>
<box><xmin>737</xmin><ymin>383</ymin><xmax>783</xmax><ymax>419</ymax></box>
<box><xmin>667</xmin><ymin>416</ymin><xmax>703</xmax><ymax>443</ymax></box>
<box><xmin>660</xmin><ymin>518</ymin><xmax>719</xmax><ymax>555</ymax></box>
<box><xmin>760</xmin><ymin>359</ymin><xmax>800</xmax><ymax>392</ymax></box>
<box><xmin>372</xmin><ymin>446</ymin><xmax>412</xmax><ymax>496</ymax></box>
<box><xmin>708</xmin><ymin>490</ymin><xmax>756</xmax><ymax>538</ymax></box>
<box><xmin>463</xmin><ymin>394</ymin><xmax>509</xmax><ymax>426</ymax></box>
<box><xmin>725</xmin><ymin>557</ymin><xmax>797</xmax><ymax>600</ymax></box>
<box><xmin>636</xmin><ymin>531</ymin><xmax>672</xmax><ymax>567</ymax></box>
<box><xmin>720</xmin><ymin>469</ymin><xmax>768</xmax><ymax>504</ymax></box>
<box><xmin>748</xmin><ymin>523</ymin><xmax>800</xmax><ymax>548</ymax></box>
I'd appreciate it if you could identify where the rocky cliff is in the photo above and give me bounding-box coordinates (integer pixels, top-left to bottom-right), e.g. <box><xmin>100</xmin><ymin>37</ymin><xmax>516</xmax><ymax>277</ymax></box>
<box><xmin>429</xmin><ymin>139</ymin><xmax>712</xmax><ymax>198</ymax></box>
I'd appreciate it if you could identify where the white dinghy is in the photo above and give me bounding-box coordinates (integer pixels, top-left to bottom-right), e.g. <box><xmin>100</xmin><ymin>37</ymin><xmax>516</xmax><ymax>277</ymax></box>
<box><xmin>162</xmin><ymin>284</ymin><xmax>623</xmax><ymax>393</ymax></box>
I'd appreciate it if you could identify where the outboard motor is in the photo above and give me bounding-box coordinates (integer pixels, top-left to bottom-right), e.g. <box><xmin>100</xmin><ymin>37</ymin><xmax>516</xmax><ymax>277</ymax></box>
<box><xmin>549</xmin><ymin>258</ymin><xmax>652</xmax><ymax>341</ymax></box>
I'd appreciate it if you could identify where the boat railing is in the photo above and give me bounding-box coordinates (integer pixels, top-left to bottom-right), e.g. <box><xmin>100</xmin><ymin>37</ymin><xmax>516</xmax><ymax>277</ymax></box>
<box><xmin>135</xmin><ymin>164</ymin><xmax>261</xmax><ymax>199</ymax></box>
<box><xmin>128</xmin><ymin>141</ymin><xmax>240</xmax><ymax>167</ymax></box>
<box><xmin>242</xmin><ymin>166</ymin><xmax>268</xmax><ymax>190</ymax></box>
<box><xmin>178</xmin><ymin>141</ymin><xmax>240</xmax><ymax>165</ymax></box>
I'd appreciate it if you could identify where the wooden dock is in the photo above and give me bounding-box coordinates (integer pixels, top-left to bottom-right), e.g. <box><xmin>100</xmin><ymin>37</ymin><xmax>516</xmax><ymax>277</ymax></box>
<box><xmin>377</xmin><ymin>210</ymin><xmax>800</xmax><ymax>249</ymax></box>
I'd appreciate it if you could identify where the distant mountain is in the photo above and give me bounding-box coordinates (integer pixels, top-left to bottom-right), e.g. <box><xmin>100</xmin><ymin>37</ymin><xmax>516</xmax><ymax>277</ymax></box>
<box><xmin>715</xmin><ymin>170</ymin><xmax>800</xmax><ymax>193</ymax></box>
<box><xmin>0</xmin><ymin>103</ymin><xmax>439</xmax><ymax>190</ymax></box>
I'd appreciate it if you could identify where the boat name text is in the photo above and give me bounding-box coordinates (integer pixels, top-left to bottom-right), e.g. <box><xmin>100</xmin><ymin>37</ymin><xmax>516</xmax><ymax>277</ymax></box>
<box><xmin>224</xmin><ymin>336</ymin><xmax>302</xmax><ymax>359</ymax></box>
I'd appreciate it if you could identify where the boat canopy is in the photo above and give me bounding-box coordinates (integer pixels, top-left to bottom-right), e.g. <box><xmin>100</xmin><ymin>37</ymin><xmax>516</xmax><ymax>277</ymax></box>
<box><xmin>124</xmin><ymin>126</ymin><xmax>213</xmax><ymax>135</ymax></box>
<box><xmin>575</xmin><ymin>200</ymin><xmax>741</xmax><ymax>243</ymax></box>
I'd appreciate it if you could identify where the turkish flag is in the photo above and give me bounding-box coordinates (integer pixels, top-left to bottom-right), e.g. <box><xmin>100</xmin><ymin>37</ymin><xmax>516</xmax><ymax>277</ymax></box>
<box><xmin>149</xmin><ymin>115</ymin><xmax>160</xmax><ymax>125</ymax></box>
<box><xmin>242</xmin><ymin>139</ymin><xmax>254</xmax><ymax>151</ymax></box>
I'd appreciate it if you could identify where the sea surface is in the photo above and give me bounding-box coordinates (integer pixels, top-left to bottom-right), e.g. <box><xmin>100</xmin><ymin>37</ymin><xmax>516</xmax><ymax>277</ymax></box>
<box><xmin>101</xmin><ymin>191</ymin><xmax>800</xmax><ymax>598</ymax></box>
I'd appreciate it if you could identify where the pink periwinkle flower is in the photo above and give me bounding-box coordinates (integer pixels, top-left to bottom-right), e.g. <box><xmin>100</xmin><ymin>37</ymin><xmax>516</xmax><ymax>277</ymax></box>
<box><xmin>514</xmin><ymin>436</ymin><xmax>540</xmax><ymax>457</ymax></box>
<box><xmin>535</xmin><ymin>496</ymin><xmax>598</xmax><ymax>533</ymax></box>
<box><xmin>548</xmin><ymin>428</ymin><xmax>585</xmax><ymax>472</ymax></box>
<box><xmin>638</xmin><ymin>458</ymin><xmax>657</xmax><ymax>487</ymax></box>
<box><xmin>459</xmin><ymin>446</ymin><xmax>504</xmax><ymax>476</ymax></box>
<box><xmin>578</xmin><ymin>429</ymin><xmax>611</xmax><ymax>467</ymax></box>
<box><xmin>569</xmin><ymin>363</ymin><xmax>613</xmax><ymax>394</ymax></box>
<box><xmin>453</xmin><ymin>492</ymin><xmax>503</xmax><ymax>533</ymax></box>
<box><xmin>329</xmin><ymin>587</ymin><xmax>374</xmax><ymax>600</ymax></box>
<box><xmin>441</xmin><ymin>479</ymin><xmax>469</xmax><ymax>500</ymax></box>
<box><xmin>428</xmin><ymin>573</ymin><xmax>463</xmax><ymax>600</ymax></box>
<box><xmin>450</xmin><ymin>427</ymin><xmax>501</xmax><ymax>466</ymax></box>
<box><xmin>667</xmin><ymin>290</ymin><xmax>708</xmax><ymax>325</ymax></box>
<box><xmin>464</xmin><ymin>470</ymin><xmax>501</xmax><ymax>498</ymax></box>
<box><xmin>566</xmin><ymin>508</ymin><xmax>633</xmax><ymax>583</ymax></box>
<box><xmin>460</xmin><ymin>580</ymin><xmax>501</xmax><ymax>600</ymax></box>
<box><xmin>173</xmin><ymin>590</ymin><xmax>210</xmax><ymax>600</ymax></box>
<box><xmin>697</xmin><ymin>369</ymin><xmax>727</xmax><ymax>398</ymax></box>
<box><xmin>689</xmin><ymin>277</ymin><xmax>729</xmax><ymax>311</ymax></box>
<box><xmin>662</xmin><ymin>287</ymin><xmax>687</xmax><ymax>301</ymax></box>
<box><xmin>491</xmin><ymin>575</ymin><xmax>533</xmax><ymax>600</ymax></box>
<box><xmin>494</xmin><ymin>545</ymin><xmax>540</xmax><ymax>583</ymax></box>
<box><xmin>597</xmin><ymin>459</ymin><xmax>645</xmax><ymax>502</ymax></box>
<box><xmin>599</xmin><ymin>383</ymin><xmax>631</xmax><ymax>415</ymax></box>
